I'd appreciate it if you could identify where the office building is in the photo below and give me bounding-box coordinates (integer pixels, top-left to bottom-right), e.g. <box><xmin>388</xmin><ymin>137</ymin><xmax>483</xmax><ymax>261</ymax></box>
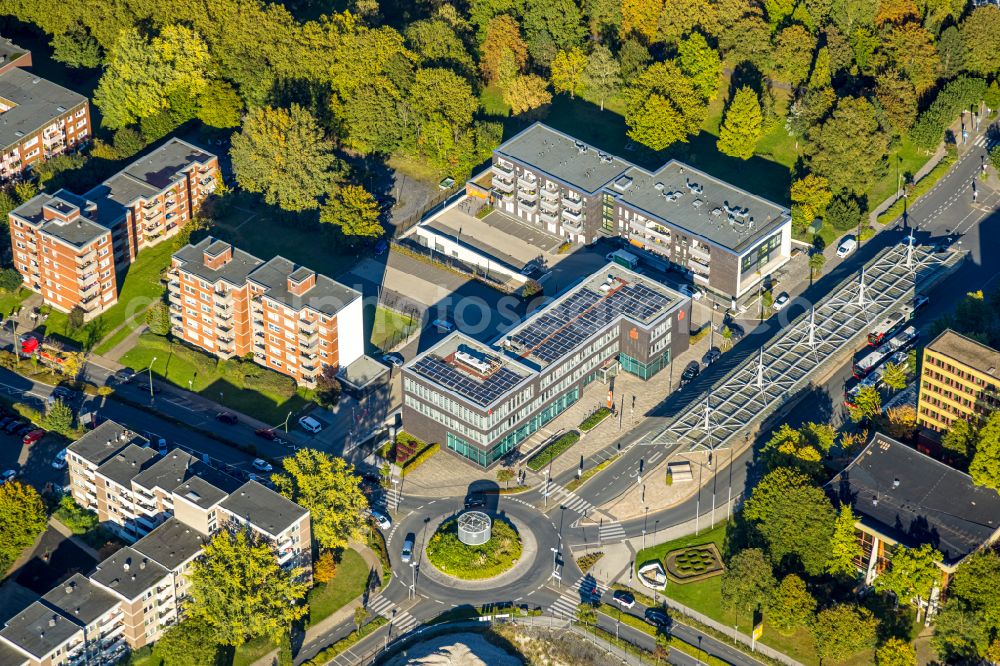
<box><xmin>403</xmin><ymin>264</ymin><xmax>690</xmax><ymax>466</ymax></box>
<box><xmin>8</xmin><ymin>138</ymin><xmax>218</xmax><ymax>319</ymax></box>
<box><xmin>917</xmin><ymin>329</ymin><xmax>1000</xmax><ymax>433</ymax></box>
<box><xmin>167</xmin><ymin>237</ymin><xmax>363</xmax><ymax>386</ymax></box>
<box><xmin>0</xmin><ymin>38</ymin><xmax>90</xmax><ymax>183</ymax></box>
<box><xmin>490</xmin><ymin>123</ymin><xmax>792</xmax><ymax>300</ymax></box>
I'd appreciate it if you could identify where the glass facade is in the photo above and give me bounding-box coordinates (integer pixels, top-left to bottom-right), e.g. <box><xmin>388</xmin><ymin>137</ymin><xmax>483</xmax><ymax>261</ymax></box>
<box><xmin>445</xmin><ymin>387</ymin><xmax>580</xmax><ymax>466</ymax></box>
<box><xmin>619</xmin><ymin>350</ymin><xmax>671</xmax><ymax>380</ymax></box>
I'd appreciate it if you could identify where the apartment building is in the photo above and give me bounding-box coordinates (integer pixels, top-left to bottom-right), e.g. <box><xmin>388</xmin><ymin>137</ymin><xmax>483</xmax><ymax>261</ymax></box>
<box><xmin>0</xmin><ymin>601</ymin><xmax>88</xmax><ymax>666</ymax></box>
<box><xmin>40</xmin><ymin>575</ymin><xmax>128</xmax><ymax>663</ymax></box>
<box><xmin>403</xmin><ymin>264</ymin><xmax>690</xmax><ymax>466</ymax></box>
<box><xmin>168</xmin><ymin>237</ymin><xmax>364</xmax><ymax>386</ymax></box>
<box><xmin>917</xmin><ymin>329</ymin><xmax>1000</xmax><ymax>433</ymax></box>
<box><xmin>490</xmin><ymin>123</ymin><xmax>792</xmax><ymax>301</ymax></box>
<box><xmin>8</xmin><ymin>138</ymin><xmax>218</xmax><ymax>319</ymax></box>
<box><xmin>0</xmin><ymin>59</ymin><xmax>90</xmax><ymax>183</ymax></box>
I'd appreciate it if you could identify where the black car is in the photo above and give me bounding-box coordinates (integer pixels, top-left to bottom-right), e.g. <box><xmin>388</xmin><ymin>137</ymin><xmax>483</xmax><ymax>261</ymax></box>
<box><xmin>113</xmin><ymin>368</ymin><xmax>136</xmax><ymax>384</ymax></box>
<box><xmin>644</xmin><ymin>607</ymin><xmax>671</xmax><ymax>628</ymax></box>
<box><xmin>12</xmin><ymin>423</ymin><xmax>34</xmax><ymax>437</ymax></box>
<box><xmin>612</xmin><ymin>589</ymin><xmax>635</xmax><ymax>609</ymax></box>
<box><xmin>464</xmin><ymin>492</ymin><xmax>487</xmax><ymax>510</ymax></box>
<box><xmin>216</xmin><ymin>412</ymin><xmax>238</xmax><ymax>425</ymax></box>
<box><xmin>52</xmin><ymin>386</ymin><xmax>78</xmax><ymax>402</ymax></box>
<box><xmin>701</xmin><ymin>347</ymin><xmax>721</xmax><ymax>366</ymax></box>
<box><xmin>4</xmin><ymin>420</ymin><xmax>25</xmax><ymax>434</ymax></box>
<box><xmin>680</xmin><ymin>361</ymin><xmax>700</xmax><ymax>387</ymax></box>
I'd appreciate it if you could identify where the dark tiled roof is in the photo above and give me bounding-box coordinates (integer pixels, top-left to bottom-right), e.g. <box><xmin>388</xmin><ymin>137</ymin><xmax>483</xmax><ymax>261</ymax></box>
<box><xmin>827</xmin><ymin>433</ymin><xmax>1000</xmax><ymax>565</ymax></box>
<box><xmin>10</xmin><ymin>191</ymin><xmax>110</xmax><ymax>248</ymax></box>
<box><xmin>100</xmin><ymin>138</ymin><xmax>214</xmax><ymax>207</ymax></box>
<box><xmin>132</xmin><ymin>517</ymin><xmax>207</xmax><ymax>571</ymax></box>
<box><xmin>90</xmin><ymin>547</ymin><xmax>169</xmax><ymax>602</ymax></box>
<box><xmin>220</xmin><ymin>481</ymin><xmax>308</xmax><ymax>537</ymax></box>
<box><xmin>40</xmin><ymin>574</ymin><xmax>119</xmax><ymax>628</ymax></box>
<box><xmin>249</xmin><ymin>256</ymin><xmax>360</xmax><ymax>317</ymax></box>
<box><xmin>0</xmin><ymin>68</ymin><xmax>86</xmax><ymax>152</ymax></box>
<box><xmin>67</xmin><ymin>421</ymin><xmax>148</xmax><ymax>467</ymax></box>
<box><xmin>130</xmin><ymin>450</ymin><xmax>198</xmax><ymax>494</ymax></box>
<box><xmin>173</xmin><ymin>236</ymin><xmax>263</xmax><ymax>288</ymax></box>
<box><xmin>0</xmin><ymin>601</ymin><xmax>80</xmax><ymax>660</ymax></box>
<box><xmin>95</xmin><ymin>444</ymin><xmax>159</xmax><ymax>487</ymax></box>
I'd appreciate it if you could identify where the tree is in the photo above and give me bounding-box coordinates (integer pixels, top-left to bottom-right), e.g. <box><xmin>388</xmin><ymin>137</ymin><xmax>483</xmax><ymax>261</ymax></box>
<box><xmin>480</xmin><ymin>15</ymin><xmax>528</xmax><ymax>85</ymax></box>
<box><xmin>278</xmin><ymin>631</ymin><xmax>293</xmax><ymax>666</ymax></box>
<box><xmin>625</xmin><ymin>62</ymin><xmax>706</xmax><ymax>151</ymax></box>
<box><xmin>146</xmin><ymin>301</ymin><xmax>171</xmax><ymax>336</ymax></box>
<box><xmin>771</xmin><ymin>25</ymin><xmax>817</xmax><ymax>87</ymax></box>
<box><xmin>186</xmin><ymin>529</ymin><xmax>309</xmax><ymax>646</ymax></box>
<box><xmin>885</xmin><ymin>404</ymin><xmax>917</xmax><ymax>439</ymax></box>
<box><xmin>876</xmin><ymin>638</ymin><xmax>916</xmax><ymax>666</ymax></box>
<box><xmin>582</xmin><ymin>46</ymin><xmax>620</xmax><ymax>111</ymax></box>
<box><xmin>960</xmin><ymin>7</ymin><xmax>1000</xmax><ymax>77</ymax></box>
<box><xmin>155</xmin><ymin>619</ymin><xmax>220</xmax><ymax>666</ymax></box>
<box><xmin>504</xmin><ymin>74</ymin><xmax>552</xmax><ymax>113</ymax></box>
<box><xmin>522</xmin><ymin>0</ymin><xmax>585</xmax><ymax>66</ymax></box>
<box><xmin>0</xmin><ymin>268</ymin><xmax>22</xmax><ymax>293</ymax></box>
<box><xmin>677</xmin><ymin>32</ymin><xmax>721</xmax><ymax>100</ymax></box>
<box><xmin>884</xmin><ymin>24</ymin><xmax>940</xmax><ymax>95</ymax></box>
<box><xmin>44</xmin><ymin>399</ymin><xmax>75</xmax><ymax>436</ymax></box>
<box><xmin>768</xmin><ymin>574</ymin><xmax>816</xmax><ymax>635</ymax></box>
<box><xmin>272</xmin><ymin>448</ymin><xmax>369</xmax><ymax>552</ymax></box>
<box><xmin>937</xmin><ymin>26</ymin><xmax>964</xmax><ymax>80</ymax></box>
<box><xmin>876</xmin><ymin>71</ymin><xmax>918</xmax><ymax>136</ymax></box>
<box><xmin>231</xmin><ymin>105</ymin><xmax>339</xmax><ymax>212</ymax></box>
<box><xmin>315</xmin><ymin>366</ymin><xmax>342</xmax><ymax>409</ymax></box>
<box><xmin>992</xmin><ymin>145</ymin><xmax>1000</xmax><ymax>174</ymax></box>
<box><xmin>875</xmin><ymin>0</ymin><xmax>920</xmax><ymax>25</ymax></box>
<box><xmin>828</xmin><ymin>504</ymin><xmax>862</xmax><ymax>577</ymax></box>
<box><xmin>790</xmin><ymin>174</ymin><xmax>833</xmax><ymax>223</ymax></box>
<box><xmin>313</xmin><ymin>550</ymin><xmax>337</xmax><ymax>584</ymax></box>
<box><xmin>716</xmin><ymin>87</ymin><xmax>762</xmax><ymax>160</ymax></box>
<box><xmin>405</xmin><ymin>18</ymin><xmax>475</xmax><ymax>75</ymax></box>
<box><xmin>765</xmin><ymin>0</ymin><xmax>797</xmax><ymax>25</ymax></box>
<box><xmin>941</xmin><ymin>418</ymin><xmax>976</xmax><ymax>463</ymax></box>
<box><xmin>933</xmin><ymin>599</ymin><xmax>991</xmax><ymax>662</ymax></box>
<box><xmin>825</xmin><ymin>195</ymin><xmax>863</xmax><ymax>232</ymax></box>
<box><xmin>881</xmin><ymin>361</ymin><xmax>908</xmax><ymax>390</ymax></box>
<box><xmin>849</xmin><ymin>385</ymin><xmax>881</xmax><ymax>422</ymax></box>
<box><xmin>621</xmin><ymin>0</ymin><xmax>663</xmax><ymax>42</ymax></box>
<box><xmin>721</xmin><ymin>549</ymin><xmax>776</xmax><ymax>622</ymax></box>
<box><xmin>809</xmin><ymin>253</ymin><xmax>826</xmax><ymax>277</ymax></box>
<box><xmin>321</xmin><ymin>185</ymin><xmax>383</xmax><ymax>239</ymax></box>
<box><xmin>496</xmin><ymin>468</ymin><xmax>515</xmax><ymax>488</ymax></box>
<box><xmin>51</xmin><ymin>23</ymin><xmax>101</xmax><ymax>68</ymax></box>
<box><xmin>941</xmin><ymin>550</ymin><xmax>1000</xmax><ymax>640</ymax></box>
<box><xmin>806</xmin><ymin>97</ymin><xmax>888</xmax><ymax>195</ymax></box>
<box><xmin>0</xmin><ymin>480</ymin><xmax>47</xmax><ymax>574</ymax></box>
<box><xmin>874</xmin><ymin>543</ymin><xmax>941</xmax><ymax>610</ymax></box>
<box><xmin>551</xmin><ymin>47</ymin><xmax>587</xmax><ymax>98</ymax></box>
<box><xmin>354</xmin><ymin>606</ymin><xmax>369</xmax><ymax>633</ymax></box>
<box><xmin>812</xmin><ymin>604</ymin><xmax>879</xmax><ymax>663</ymax></box>
<box><xmin>744</xmin><ymin>466</ymin><xmax>813</xmax><ymax>522</ymax></box>
<box><xmin>971</xmin><ymin>411</ymin><xmax>1000</xmax><ymax>493</ymax></box>
<box><xmin>808</xmin><ymin>46</ymin><xmax>832</xmax><ymax>89</ymax></box>
<box><xmin>985</xmin><ymin>81</ymin><xmax>1000</xmax><ymax>113</ymax></box>
<box><xmin>760</xmin><ymin>424</ymin><xmax>825</xmax><ymax>478</ymax></box>
<box><xmin>197</xmin><ymin>82</ymin><xmax>244</xmax><ymax>128</ymax></box>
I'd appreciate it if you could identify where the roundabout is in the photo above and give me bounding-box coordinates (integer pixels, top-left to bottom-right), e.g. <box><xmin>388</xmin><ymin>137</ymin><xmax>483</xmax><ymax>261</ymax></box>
<box><xmin>425</xmin><ymin>512</ymin><xmax>522</xmax><ymax>580</ymax></box>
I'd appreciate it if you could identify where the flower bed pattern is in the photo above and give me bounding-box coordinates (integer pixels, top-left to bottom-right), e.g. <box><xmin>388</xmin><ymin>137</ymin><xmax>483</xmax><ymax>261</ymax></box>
<box><xmin>664</xmin><ymin>543</ymin><xmax>725</xmax><ymax>584</ymax></box>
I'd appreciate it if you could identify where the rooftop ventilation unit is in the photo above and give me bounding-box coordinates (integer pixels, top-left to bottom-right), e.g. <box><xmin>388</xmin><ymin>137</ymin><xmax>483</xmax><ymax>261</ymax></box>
<box><xmin>692</xmin><ymin>199</ymin><xmax>704</xmax><ymax>208</ymax></box>
<box><xmin>613</xmin><ymin>175</ymin><xmax>633</xmax><ymax>192</ymax></box>
<box><xmin>574</xmin><ymin>140</ymin><xmax>588</xmax><ymax>153</ymax></box>
<box><xmin>455</xmin><ymin>347</ymin><xmax>496</xmax><ymax>375</ymax></box>
<box><xmin>654</xmin><ymin>182</ymin><xmax>665</xmax><ymax>191</ymax></box>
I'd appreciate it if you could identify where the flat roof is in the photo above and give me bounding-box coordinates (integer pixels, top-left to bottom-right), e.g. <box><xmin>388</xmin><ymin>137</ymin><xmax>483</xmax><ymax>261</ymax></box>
<box><xmin>925</xmin><ymin>329</ymin><xmax>1000</xmax><ymax>378</ymax></box>
<box><xmin>496</xmin><ymin>124</ymin><xmax>631</xmax><ymax>194</ymax></box>
<box><xmin>40</xmin><ymin>574</ymin><xmax>119</xmax><ymax>628</ymax></box>
<box><xmin>493</xmin><ymin>123</ymin><xmax>790</xmax><ymax>252</ymax></box>
<box><xmin>249</xmin><ymin>256</ymin><xmax>361</xmax><ymax>318</ymax></box>
<box><xmin>10</xmin><ymin>191</ymin><xmax>110</xmax><ymax>248</ymax></box>
<box><xmin>173</xmin><ymin>236</ymin><xmax>263</xmax><ymax>288</ymax></box>
<box><xmin>220</xmin><ymin>481</ymin><xmax>308</xmax><ymax>538</ymax></box>
<box><xmin>409</xmin><ymin>334</ymin><xmax>534</xmax><ymax>408</ymax></box>
<box><xmin>338</xmin><ymin>354</ymin><xmax>390</xmax><ymax>390</ymax></box>
<box><xmin>99</xmin><ymin>138</ymin><xmax>215</xmax><ymax>206</ymax></box>
<box><xmin>0</xmin><ymin>67</ymin><xmax>86</xmax><ymax>152</ymax></box>
<box><xmin>0</xmin><ymin>601</ymin><xmax>81</xmax><ymax>660</ymax></box>
<box><xmin>90</xmin><ymin>547</ymin><xmax>170</xmax><ymax>602</ymax></box>
<box><xmin>0</xmin><ymin>640</ymin><xmax>28</xmax><ymax>665</ymax></box>
<box><xmin>132</xmin><ymin>517</ymin><xmax>207</xmax><ymax>571</ymax></box>
<box><xmin>172</xmin><ymin>475</ymin><xmax>229</xmax><ymax>510</ymax></box>
<box><xmin>503</xmin><ymin>263</ymin><xmax>685</xmax><ymax>368</ymax></box>
<box><xmin>67</xmin><ymin>421</ymin><xmax>148</xmax><ymax>467</ymax></box>
<box><xmin>131</xmin><ymin>450</ymin><xmax>198</xmax><ymax>494</ymax></box>
<box><xmin>95</xmin><ymin>444</ymin><xmax>159</xmax><ymax>488</ymax></box>
<box><xmin>827</xmin><ymin>433</ymin><xmax>1000</xmax><ymax>565</ymax></box>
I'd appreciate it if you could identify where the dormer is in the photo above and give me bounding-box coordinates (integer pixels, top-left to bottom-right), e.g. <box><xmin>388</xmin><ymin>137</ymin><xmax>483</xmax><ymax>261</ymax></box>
<box><xmin>203</xmin><ymin>240</ymin><xmax>233</xmax><ymax>270</ymax></box>
<box><xmin>288</xmin><ymin>267</ymin><xmax>315</xmax><ymax>297</ymax></box>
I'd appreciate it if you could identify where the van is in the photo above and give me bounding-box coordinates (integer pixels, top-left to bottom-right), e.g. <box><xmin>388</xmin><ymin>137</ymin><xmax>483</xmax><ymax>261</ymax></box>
<box><xmin>401</xmin><ymin>533</ymin><xmax>415</xmax><ymax>563</ymax></box>
<box><xmin>298</xmin><ymin>415</ymin><xmax>323</xmax><ymax>433</ymax></box>
<box><xmin>836</xmin><ymin>238</ymin><xmax>857</xmax><ymax>258</ymax></box>
<box><xmin>432</xmin><ymin>319</ymin><xmax>454</xmax><ymax>333</ymax></box>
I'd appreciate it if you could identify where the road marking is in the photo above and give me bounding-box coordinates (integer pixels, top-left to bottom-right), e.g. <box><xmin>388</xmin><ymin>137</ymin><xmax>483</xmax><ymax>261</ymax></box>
<box><xmin>541</xmin><ymin>480</ymin><xmax>596</xmax><ymax>515</ymax></box>
<box><xmin>367</xmin><ymin>595</ymin><xmax>419</xmax><ymax>634</ymax></box>
<box><xmin>548</xmin><ymin>576</ymin><xmax>607</xmax><ymax>618</ymax></box>
<box><xmin>598</xmin><ymin>521</ymin><xmax>626</xmax><ymax>543</ymax></box>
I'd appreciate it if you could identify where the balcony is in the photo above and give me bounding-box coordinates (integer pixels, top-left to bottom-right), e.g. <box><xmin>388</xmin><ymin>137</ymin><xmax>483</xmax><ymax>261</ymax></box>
<box><xmin>143</xmin><ymin>209</ymin><xmax>162</xmax><ymax>221</ymax></box>
<box><xmin>539</xmin><ymin>209</ymin><xmax>559</xmax><ymax>224</ymax></box>
<box><xmin>687</xmin><ymin>256</ymin><xmax>710</xmax><ymax>276</ymax></box>
<box><xmin>299</xmin><ymin>319</ymin><xmax>316</xmax><ymax>335</ymax></box>
<box><xmin>562</xmin><ymin>195</ymin><xmax>583</xmax><ymax>210</ymax></box>
<box><xmin>214</xmin><ymin>288</ymin><xmax>232</xmax><ymax>302</ymax></box>
<box><xmin>539</xmin><ymin>198</ymin><xmax>559</xmax><ymax>213</ymax></box>
<box><xmin>299</xmin><ymin>338</ymin><xmax>317</xmax><ymax>351</ymax></box>
<box><xmin>517</xmin><ymin>198</ymin><xmax>538</xmax><ymax>212</ymax></box>
<box><xmin>561</xmin><ymin>208</ymin><xmax>583</xmax><ymax>223</ymax></box>
<box><xmin>492</xmin><ymin>187</ymin><xmax>514</xmax><ymax>201</ymax></box>
<box><xmin>200</xmin><ymin>176</ymin><xmax>217</xmax><ymax>192</ymax></box>
<box><xmin>79</xmin><ymin>281</ymin><xmax>99</xmax><ymax>295</ymax></box>
<box><xmin>99</xmin><ymin>613</ymin><xmax>125</xmax><ymax>634</ymax></box>
<box><xmin>517</xmin><ymin>173</ymin><xmax>537</xmax><ymax>188</ymax></box>
<box><xmin>518</xmin><ymin>188</ymin><xmax>538</xmax><ymax>202</ymax></box>
<box><xmin>689</xmin><ymin>245</ymin><xmax>711</xmax><ymax>263</ymax></box>
<box><xmin>492</xmin><ymin>178</ymin><xmax>514</xmax><ymax>193</ymax></box>
<box><xmin>215</xmin><ymin>304</ymin><xmax>233</xmax><ymax>319</ymax></box>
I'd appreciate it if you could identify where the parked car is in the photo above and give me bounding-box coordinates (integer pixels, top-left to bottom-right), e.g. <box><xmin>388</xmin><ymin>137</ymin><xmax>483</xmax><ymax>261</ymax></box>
<box><xmin>4</xmin><ymin>419</ymin><xmax>24</xmax><ymax>434</ymax></box>
<box><xmin>22</xmin><ymin>429</ymin><xmax>46</xmax><ymax>446</ymax></box>
<box><xmin>723</xmin><ymin>321</ymin><xmax>745</xmax><ymax>342</ymax></box>
<box><xmin>252</xmin><ymin>458</ymin><xmax>273</xmax><ymax>472</ymax></box>
<box><xmin>702</xmin><ymin>348</ymin><xmax>722</xmax><ymax>366</ymax></box>
<box><xmin>836</xmin><ymin>238</ymin><xmax>857</xmax><ymax>258</ymax></box>
<box><xmin>255</xmin><ymin>428</ymin><xmax>277</xmax><ymax>441</ymax></box>
<box><xmin>432</xmin><ymin>318</ymin><xmax>454</xmax><ymax>333</ymax></box>
<box><xmin>612</xmin><ymin>590</ymin><xmax>636</xmax><ymax>609</ymax></box>
<box><xmin>401</xmin><ymin>533</ymin><xmax>415</xmax><ymax>563</ymax></box>
<box><xmin>370</xmin><ymin>510</ymin><xmax>391</xmax><ymax>530</ymax></box>
<box><xmin>678</xmin><ymin>284</ymin><xmax>704</xmax><ymax>300</ymax></box>
<box><xmin>215</xmin><ymin>412</ymin><xmax>238</xmax><ymax>425</ymax></box>
<box><xmin>773</xmin><ymin>292</ymin><xmax>790</xmax><ymax>311</ymax></box>
<box><xmin>1</xmin><ymin>470</ymin><xmax>16</xmax><ymax>484</ymax></box>
<box><xmin>298</xmin><ymin>415</ymin><xmax>323</xmax><ymax>433</ymax></box>
<box><xmin>52</xmin><ymin>449</ymin><xmax>67</xmax><ymax>470</ymax></box>
<box><xmin>51</xmin><ymin>386</ymin><xmax>78</xmax><ymax>402</ymax></box>
<box><xmin>464</xmin><ymin>492</ymin><xmax>487</xmax><ymax>510</ymax></box>
<box><xmin>644</xmin><ymin>608</ymin><xmax>670</xmax><ymax>628</ymax></box>
<box><xmin>113</xmin><ymin>368</ymin><xmax>136</xmax><ymax>384</ymax></box>
<box><xmin>680</xmin><ymin>361</ymin><xmax>700</xmax><ymax>387</ymax></box>
<box><xmin>381</xmin><ymin>352</ymin><xmax>404</xmax><ymax>368</ymax></box>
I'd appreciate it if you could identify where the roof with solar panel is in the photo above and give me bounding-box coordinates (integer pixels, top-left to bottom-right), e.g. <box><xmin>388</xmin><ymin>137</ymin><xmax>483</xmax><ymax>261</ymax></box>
<box><xmin>409</xmin><ymin>335</ymin><xmax>534</xmax><ymax>408</ymax></box>
<box><xmin>501</xmin><ymin>264</ymin><xmax>686</xmax><ymax>369</ymax></box>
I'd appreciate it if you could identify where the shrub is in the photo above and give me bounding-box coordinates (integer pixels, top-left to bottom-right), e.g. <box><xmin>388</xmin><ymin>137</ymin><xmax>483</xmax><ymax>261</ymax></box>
<box><xmin>313</xmin><ymin>550</ymin><xmax>337</xmax><ymax>583</ymax></box>
<box><xmin>401</xmin><ymin>442</ymin><xmax>439</xmax><ymax>477</ymax></box>
<box><xmin>527</xmin><ymin>431</ymin><xmax>580</xmax><ymax>471</ymax></box>
<box><xmin>54</xmin><ymin>496</ymin><xmax>99</xmax><ymax>534</ymax></box>
<box><xmin>911</xmin><ymin>76</ymin><xmax>987</xmax><ymax>149</ymax></box>
<box><xmin>579</xmin><ymin>407</ymin><xmax>611</xmax><ymax>432</ymax></box>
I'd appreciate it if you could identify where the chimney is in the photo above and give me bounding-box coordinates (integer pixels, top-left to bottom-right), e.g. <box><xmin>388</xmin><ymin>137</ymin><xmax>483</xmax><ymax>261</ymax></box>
<box><xmin>203</xmin><ymin>240</ymin><xmax>233</xmax><ymax>270</ymax></box>
<box><xmin>288</xmin><ymin>269</ymin><xmax>316</xmax><ymax>297</ymax></box>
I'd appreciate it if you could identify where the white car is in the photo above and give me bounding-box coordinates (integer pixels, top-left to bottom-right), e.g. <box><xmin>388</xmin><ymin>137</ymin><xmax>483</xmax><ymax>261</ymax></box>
<box><xmin>772</xmin><ymin>292</ymin><xmax>790</xmax><ymax>311</ymax></box>
<box><xmin>370</xmin><ymin>510</ymin><xmax>391</xmax><ymax>530</ymax></box>
<box><xmin>678</xmin><ymin>284</ymin><xmax>704</xmax><ymax>301</ymax></box>
<box><xmin>252</xmin><ymin>458</ymin><xmax>273</xmax><ymax>473</ymax></box>
<box><xmin>836</xmin><ymin>238</ymin><xmax>857</xmax><ymax>258</ymax></box>
<box><xmin>51</xmin><ymin>449</ymin><xmax>67</xmax><ymax>470</ymax></box>
<box><xmin>1</xmin><ymin>470</ymin><xmax>16</xmax><ymax>484</ymax></box>
<box><xmin>298</xmin><ymin>415</ymin><xmax>323</xmax><ymax>433</ymax></box>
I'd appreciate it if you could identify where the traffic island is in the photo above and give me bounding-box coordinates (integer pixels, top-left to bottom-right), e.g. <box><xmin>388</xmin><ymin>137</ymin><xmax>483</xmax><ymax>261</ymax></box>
<box><xmin>426</xmin><ymin>514</ymin><xmax>522</xmax><ymax>580</ymax></box>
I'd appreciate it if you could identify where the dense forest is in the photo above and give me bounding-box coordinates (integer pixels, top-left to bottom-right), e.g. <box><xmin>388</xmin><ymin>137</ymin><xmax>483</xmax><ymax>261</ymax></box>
<box><xmin>2</xmin><ymin>0</ymin><xmax>999</xmax><ymax>237</ymax></box>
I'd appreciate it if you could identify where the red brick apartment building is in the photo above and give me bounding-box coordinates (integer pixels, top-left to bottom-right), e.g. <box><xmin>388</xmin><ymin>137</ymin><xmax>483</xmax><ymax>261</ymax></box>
<box><xmin>9</xmin><ymin>138</ymin><xmax>218</xmax><ymax>319</ymax></box>
<box><xmin>0</xmin><ymin>37</ymin><xmax>90</xmax><ymax>183</ymax></box>
<box><xmin>168</xmin><ymin>237</ymin><xmax>364</xmax><ymax>386</ymax></box>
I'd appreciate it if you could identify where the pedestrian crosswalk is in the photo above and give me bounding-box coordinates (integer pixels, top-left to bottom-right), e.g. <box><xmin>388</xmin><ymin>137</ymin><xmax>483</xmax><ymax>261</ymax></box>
<box><xmin>541</xmin><ymin>480</ymin><xmax>596</xmax><ymax>515</ymax></box>
<box><xmin>598</xmin><ymin>520</ymin><xmax>626</xmax><ymax>543</ymax></box>
<box><xmin>974</xmin><ymin>135</ymin><xmax>986</xmax><ymax>147</ymax></box>
<box><xmin>549</xmin><ymin>576</ymin><xmax>608</xmax><ymax>618</ymax></box>
<box><xmin>367</xmin><ymin>594</ymin><xmax>419</xmax><ymax>634</ymax></box>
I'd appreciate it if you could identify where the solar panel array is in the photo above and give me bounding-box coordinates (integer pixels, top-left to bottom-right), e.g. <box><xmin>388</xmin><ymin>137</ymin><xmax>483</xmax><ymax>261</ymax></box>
<box><xmin>511</xmin><ymin>281</ymin><xmax>674</xmax><ymax>365</ymax></box>
<box><xmin>412</xmin><ymin>356</ymin><xmax>525</xmax><ymax>407</ymax></box>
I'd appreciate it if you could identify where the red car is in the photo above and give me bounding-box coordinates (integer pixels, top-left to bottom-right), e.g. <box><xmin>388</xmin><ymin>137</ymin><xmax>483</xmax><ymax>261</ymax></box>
<box><xmin>22</xmin><ymin>429</ymin><xmax>45</xmax><ymax>446</ymax></box>
<box><xmin>255</xmin><ymin>428</ymin><xmax>277</xmax><ymax>441</ymax></box>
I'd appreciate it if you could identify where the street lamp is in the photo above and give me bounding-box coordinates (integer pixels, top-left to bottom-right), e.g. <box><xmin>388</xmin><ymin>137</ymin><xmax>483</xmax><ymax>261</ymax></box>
<box><xmin>391</xmin><ymin>477</ymin><xmax>400</xmax><ymax>512</ymax></box>
<box><xmin>550</xmin><ymin>546</ymin><xmax>560</xmax><ymax>588</ymax></box>
<box><xmin>409</xmin><ymin>561</ymin><xmax>416</xmax><ymax>599</ymax></box>
<box><xmin>147</xmin><ymin>357</ymin><xmax>157</xmax><ymax>400</ymax></box>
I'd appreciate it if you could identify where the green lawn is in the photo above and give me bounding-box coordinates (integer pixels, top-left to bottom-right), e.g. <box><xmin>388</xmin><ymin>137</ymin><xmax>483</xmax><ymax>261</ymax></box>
<box><xmin>426</xmin><ymin>517</ymin><xmax>522</xmax><ymax>579</ymax></box>
<box><xmin>128</xmin><ymin>632</ymin><xmax>277</xmax><ymax>666</ymax></box>
<box><xmin>43</xmin><ymin>239</ymin><xmax>177</xmax><ymax>351</ymax></box>
<box><xmin>306</xmin><ymin>548</ymin><xmax>369</xmax><ymax>627</ymax></box>
<box><xmin>368</xmin><ymin>304</ymin><xmax>418</xmax><ymax>352</ymax></box>
<box><xmin>0</xmin><ymin>288</ymin><xmax>31</xmax><ymax>319</ymax></box>
<box><xmin>118</xmin><ymin>332</ymin><xmax>309</xmax><ymax>425</ymax></box>
<box><xmin>480</xmin><ymin>84</ymin><xmax>511</xmax><ymax>117</ymax></box>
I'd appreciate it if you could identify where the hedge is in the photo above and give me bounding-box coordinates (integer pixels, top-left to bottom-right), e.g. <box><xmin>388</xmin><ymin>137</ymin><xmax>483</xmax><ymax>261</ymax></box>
<box><xmin>526</xmin><ymin>431</ymin><xmax>580</xmax><ymax>471</ymax></box>
<box><xmin>877</xmin><ymin>148</ymin><xmax>958</xmax><ymax>224</ymax></box>
<box><xmin>366</xmin><ymin>527</ymin><xmax>392</xmax><ymax>581</ymax></box>
<box><xmin>299</xmin><ymin>615</ymin><xmax>388</xmax><ymax>666</ymax></box>
<box><xmin>400</xmin><ymin>442</ymin><xmax>439</xmax><ymax>477</ymax></box>
<box><xmin>579</xmin><ymin>407</ymin><xmax>611</xmax><ymax>432</ymax></box>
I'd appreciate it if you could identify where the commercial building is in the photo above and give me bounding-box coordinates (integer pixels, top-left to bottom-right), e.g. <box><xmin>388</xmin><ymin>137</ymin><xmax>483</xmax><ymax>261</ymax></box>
<box><xmin>0</xmin><ymin>418</ymin><xmax>316</xmax><ymax>661</ymax></box>
<box><xmin>0</xmin><ymin>38</ymin><xmax>90</xmax><ymax>183</ymax></box>
<box><xmin>403</xmin><ymin>264</ymin><xmax>690</xmax><ymax>466</ymax></box>
<box><xmin>8</xmin><ymin>138</ymin><xmax>218</xmax><ymax>319</ymax></box>
<box><xmin>489</xmin><ymin>123</ymin><xmax>792</xmax><ymax>300</ymax></box>
<box><xmin>167</xmin><ymin>237</ymin><xmax>363</xmax><ymax>386</ymax></box>
<box><xmin>826</xmin><ymin>433</ymin><xmax>1000</xmax><ymax>615</ymax></box>
<box><xmin>917</xmin><ymin>329</ymin><xmax>1000</xmax><ymax>433</ymax></box>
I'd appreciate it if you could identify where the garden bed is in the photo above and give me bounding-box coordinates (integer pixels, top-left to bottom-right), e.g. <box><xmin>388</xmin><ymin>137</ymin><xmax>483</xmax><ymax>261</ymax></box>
<box><xmin>425</xmin><ymin>517</ymin><xmax>522</xmax><ymax>580</ymax></box>
<box><xmin>526</xmin><ymin>430</ymin><xmax>580</xmax><ymax>472</ymax></box>
<box><xmin>579</xmin><ymin>407</ymin><xmax>611</xmax><ymax>432</ymax></box>
<box><xmin>663</xmin><ymin>543</ymin><xmax>725</xmax><ymax>584</ymax></box>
